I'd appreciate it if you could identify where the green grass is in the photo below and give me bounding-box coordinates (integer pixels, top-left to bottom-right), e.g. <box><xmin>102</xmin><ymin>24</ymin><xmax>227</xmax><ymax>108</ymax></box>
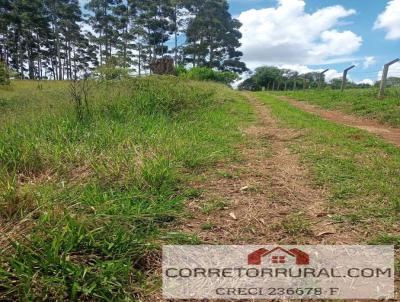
<box><xmin>0</xmin><ymin>77</ymin><xmax>253</xmax><ymax>301</ymax></box>
<box><xmin>273</xmin><ymin>88</ymin><xmax>400</xmax><ymax>127</ymax></box>
<box><xmin>281</xmin><ymin>213</ymin><xmax>312</xmax><ymax>236</ymax></box>
<box><xmin>255</xmin><ymin>92</ymin><xmax>400</xmax><ymax>240</ymax></box>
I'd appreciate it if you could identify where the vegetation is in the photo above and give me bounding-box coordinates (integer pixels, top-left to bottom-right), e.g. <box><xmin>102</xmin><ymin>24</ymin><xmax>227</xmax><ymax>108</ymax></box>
<box><xmin>239</xmin><ymin>66</ymin><xmax>388</xmax><ymax>91</ymax></box>
<box><xmin>239</xmin><ymin>66</ymin><xmax>324</xmax><ymax>91</ymax></box>
<box><xmin>180</xmin><ymin>67</ymin><xmax>238</xmax><ymax>85</ymax></box>
<box><xmin>275</xmin><ymin>88</ymin><xmax>400</xmax><ymax>127</ymax></box>
<box><xmin>0</xmin><ymin>60</ymin><xmax>10</xmax><ymax>85</ymax></box>
<box><xmin>0</xmin><ymin>77</ymin><xmax>251</xmax><ymax>300</ymax></box>
<box><xmin>256</xmin><ymin>92</ymin><xmax>400</xmax><ymax>246</ymax></box>
<box><xmin>0</xmin><ymin>0</ymin><xmax>246</xmax><ymax>80</ymax></box>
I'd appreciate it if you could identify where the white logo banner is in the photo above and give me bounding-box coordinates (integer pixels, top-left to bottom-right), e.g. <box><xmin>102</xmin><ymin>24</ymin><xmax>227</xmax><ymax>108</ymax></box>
<box><xmin>163</xmin><ymin>245</ymin><xmax>394</xmax><ymax>300</ymax></box>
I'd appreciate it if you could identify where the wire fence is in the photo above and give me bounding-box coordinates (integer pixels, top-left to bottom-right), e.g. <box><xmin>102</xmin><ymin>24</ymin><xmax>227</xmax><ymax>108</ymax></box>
<box><xmin>263</xmin><ymin>59</ymin><xmax>400</xmax><ymax>98</ymax></box>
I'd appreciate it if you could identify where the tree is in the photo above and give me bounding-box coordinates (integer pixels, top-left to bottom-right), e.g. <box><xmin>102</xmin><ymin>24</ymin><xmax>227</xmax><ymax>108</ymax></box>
<box><xmin>1</xmin><ymin>0</ymin><xmax>247</xmax><ymax>79</ymax></box>
<box><xmin>85</xmin><ymin>0</ymin><xmax>118</xmax><ymax>66</ymax></box>
<box><xmin>252</xmin><ymin>66</ymin><xmax>283</xmax><ymax>89</ymax></box>
<box><xmin>184</xmin><ymin>0</ymin><xmax>247</xmax><ymax>73</ymax></box>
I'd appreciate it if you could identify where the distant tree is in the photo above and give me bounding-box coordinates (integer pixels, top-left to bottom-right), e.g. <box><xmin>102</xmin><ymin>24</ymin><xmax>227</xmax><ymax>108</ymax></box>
<box><xmin>238</xmin><ymin>77</ymin><xmax>259</xmax><ymax>91</ymax></box>
<box><xmin>1</xmin><ymin>0</ymin><xmax>247</xmax><ymax>79</ymax></box>
<box><xmin>251</xmin><ymin>66</ymin><xmax>283</xmax><ymax>89</ymax></box>
<box><xmin>85</xmin><ymin>0</ymin><xmax>118</xmax><ymax>66</ymax></box>
<box><xmin>329</xmin><ymin>78</ymin><xmax>342</xmax><ymax>89</ymax></box>
<box><xmin>304</xmin><ymin>72</ymin><xmax>322</xmax><ymax>88</ymax></box>
<box><xmin>386</xmin><ymin>77</ymin><xmax>400</xmax><ymax>87</ymax></box>
<box><xmin>184</xmin><ymin>0</ymin><xmax>247</xmax><ymax>73</ymax></box>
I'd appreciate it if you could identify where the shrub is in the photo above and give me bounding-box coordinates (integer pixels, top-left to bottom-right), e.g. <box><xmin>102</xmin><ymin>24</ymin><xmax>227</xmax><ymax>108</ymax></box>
<box><xmin>182</xmin><ymin>67</ymin><xmax>238</xmax><ymax>85</ymax></box>
<box><xmin>175</xmin><ymin>65</ymin><xmax>187</xmax><ymax>76</ymax></box>
<box><xmin>128</xmin><ymin>76</ymin><xmax>214</xmax><ymax>116</ymax></box>
<box><xmin>94</xmin><ymin>58</ymin><xmax>130</xmax><ymax>81</ymax></box>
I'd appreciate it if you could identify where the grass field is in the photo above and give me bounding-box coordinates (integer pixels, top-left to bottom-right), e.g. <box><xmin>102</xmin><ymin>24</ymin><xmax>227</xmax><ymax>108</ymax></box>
<box><xmin>256</xmin><ymin>92</ymin><xmax>400</xmax><ymax>248</ymax></box>
<box><xmin>1</xmin><ymin>80</ymin><xmax>399</xmax><ymax>300</ymax></box>
<box><xmin>274</xmin><ymin>88</ymin><xmax>400</xmax><ymax>127</ymax></box>
<box><xmin>0</xmin><ymin>78</ymin><xmax>252</xmax><ymax>300</ymax></box>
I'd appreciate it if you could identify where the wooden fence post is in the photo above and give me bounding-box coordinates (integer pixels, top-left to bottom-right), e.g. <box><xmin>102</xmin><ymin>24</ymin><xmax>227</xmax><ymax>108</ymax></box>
<box><xmin>379</xmin><ymin>58</ymin><xmax>400</xmax><ymax>98</ymax></box>
<box><xmin>341</xmin><ymin>65</ymin><xmax>355</xmax><ymax>91</ymax></box>
<box><xmin>318</xmin><ymin>69</ymin><xmax>329</xmax><ymax>89</ymax></box>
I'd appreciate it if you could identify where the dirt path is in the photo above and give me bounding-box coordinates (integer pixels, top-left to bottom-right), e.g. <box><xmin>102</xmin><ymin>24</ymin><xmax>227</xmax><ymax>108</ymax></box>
<box><xmin>278</xmin><ymin>95</ymin><xmax>400</xmax><ymax>147</ymax></box>
<box><xmin>185</xmin><ymin>94</ymin><xmax>356</xmax><ymax>246</ymax></box>
<box><xmin>146</xmin><ymin>94</ymin><xmax>367</xmax><ymax>301</ymax></box>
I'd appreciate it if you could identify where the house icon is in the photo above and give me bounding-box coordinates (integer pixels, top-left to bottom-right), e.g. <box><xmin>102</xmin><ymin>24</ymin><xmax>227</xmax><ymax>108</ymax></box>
<box><xmin>248</xmin><ymin>247</ymin><xmax>310</xmax><ymax>265</ymax></box>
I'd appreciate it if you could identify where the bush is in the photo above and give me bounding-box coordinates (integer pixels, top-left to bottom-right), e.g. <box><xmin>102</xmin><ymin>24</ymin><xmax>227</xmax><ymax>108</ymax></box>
<box><xmin>127</xmin><ymin>76</ymin><xmax>214</xmax><ymax>116</ymax></box>
<box><xmin>182</xmin><ymin>67</ymin><xmax>238</xmax><ymax>85</ymax></box>
<box><xmin>175</xmin><ymin>65</ymin><xmax>187</xmax><ymax>76</ymax></box>
<box><xmin>94</xmin><ymin>58</ymin><xmax>130</xmax><ymax>81</ymax></box>
<box><xmin>0</xmin><ymin>60</ymin><xmax>10</xmax><ymax>85</ymax></box>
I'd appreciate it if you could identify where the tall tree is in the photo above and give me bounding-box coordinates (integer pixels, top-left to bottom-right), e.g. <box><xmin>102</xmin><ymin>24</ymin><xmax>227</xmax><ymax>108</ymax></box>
<box><xmin>184</xmin><ymin>0</ymin><xmax>247</xmax><ymax>72</ymax></box>
<box><xmin>85</xmin><ymin>0</ymin><xmax>118</xmax><ymax>65</ymax></box>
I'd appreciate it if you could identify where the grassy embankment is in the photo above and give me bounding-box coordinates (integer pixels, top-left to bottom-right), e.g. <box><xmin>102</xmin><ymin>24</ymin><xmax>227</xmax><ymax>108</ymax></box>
<box><xmin>256</xmin><ymin>92</ymin><xmax>400</xmax><ymax>250</ymax></box>
<box><xmin>0</xmin><ymin>78</ymin><xmax>253</xmax><ymax>300</ymax></box>
<box><xmin>273</xmin><ymin>88</ymin><xmax>400</xmax><ymax>127</ymax></box>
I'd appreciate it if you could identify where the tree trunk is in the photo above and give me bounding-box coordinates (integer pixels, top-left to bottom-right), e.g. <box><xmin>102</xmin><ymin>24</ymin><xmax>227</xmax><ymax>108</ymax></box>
<box><xmin>138</xmin><ymin>44</ymin><xmax>141</xmax><ymax>76</ymax></box>
<box><xmin>174</xmin><ymin>5</ymin><xmax>178</xmax><ymax>65</ymax></box>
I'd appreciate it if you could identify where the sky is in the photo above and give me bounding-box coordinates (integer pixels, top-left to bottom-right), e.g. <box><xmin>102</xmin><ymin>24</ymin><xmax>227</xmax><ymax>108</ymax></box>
<box><xmin>229</xmin><ymin>0</ymin><xmax>400</xmax><ymax>83</ymax></box>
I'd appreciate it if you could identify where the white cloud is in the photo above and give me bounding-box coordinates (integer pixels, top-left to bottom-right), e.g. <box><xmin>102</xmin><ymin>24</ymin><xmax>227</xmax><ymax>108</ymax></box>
<box><xmin>238</xmin><ymin>0</ymin><xmax>361</xmax><ymax>69</ymax></box>
<box><xmin>362</xmin><ymin>56</ymin><xmax>376</xmax><ymax>69</ymax></box>
<box><xmin>374</xmin><ymin>0</ymin><xmax>400</xmax><ymax>40</ymax></box>
<box><xmin>378</xmin><ymin>62</ymin><xmax>400</xmax><ymax>79</ymax></box>
<box><xmin>357</xmin><ymin>79</ymin><xmax>374</xmax><ymax>85</ymax></box>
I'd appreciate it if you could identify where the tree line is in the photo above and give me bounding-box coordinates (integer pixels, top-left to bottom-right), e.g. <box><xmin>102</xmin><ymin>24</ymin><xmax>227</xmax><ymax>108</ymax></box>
<box><xmin>239</xmin><ymin>66</ymin><xmax>380</xmax><ymax>91</ymax></box>
<box><xmin>0</xmin><ymin>0</ymin><xmax>247</xmax><ymax>80</ymax></box>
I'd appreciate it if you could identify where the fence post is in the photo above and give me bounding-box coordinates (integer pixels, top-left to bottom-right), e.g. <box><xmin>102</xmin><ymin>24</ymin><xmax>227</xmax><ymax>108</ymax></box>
<box><xmin>272</xmin><ymin>82</ymin><xmax>275</xmax><ymax>91</ymax></box>
<box><xmin>378</xmin><ymin>58</ymin><xmax>400</xmax><ymax>98</ymax></box>
<box><xmin>318</xmin><ymin>69</ymin><xmax>329</xmax><ymax>89</ymax></box>
<box><xmin>284</xmin><ymin>82</ymin><xmax>287</xmax><ymax>91</ymax></box>
<box><xmin>341</xmin><ymin>65</ymin><xmax>355</xmax><ymax>91</ymax></box>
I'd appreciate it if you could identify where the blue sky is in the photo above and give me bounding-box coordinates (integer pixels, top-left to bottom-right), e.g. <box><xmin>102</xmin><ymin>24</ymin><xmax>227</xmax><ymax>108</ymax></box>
<box><xmin>229</xmin><ymin>0</ymin><xmax>400</xmax><ymax>83</ymax></box>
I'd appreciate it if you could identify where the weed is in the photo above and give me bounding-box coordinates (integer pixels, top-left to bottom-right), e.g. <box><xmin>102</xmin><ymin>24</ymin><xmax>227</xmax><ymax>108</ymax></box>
<box><xmin>201</xmin><ymin>222</ymin><xmax>216</xmax><ymax>230</ymax></box>
<box><xmin>201</xmin><ymin>198</ymin><xmax>229</xmax><ymax>214</ymax></box>
<box><xmin>68</xmin><ymin>78</ymin><xmax>91</xmax><ymax>122</ymax></box>
<box><xmin>369</xmin><ymin>234</ymin><xmax>400</xmax><ymax>248</ymax></box>
<box><xmin>281</xmin><ymin>213</ymin><xmax>312</xmax><ymax>235</ymax></box>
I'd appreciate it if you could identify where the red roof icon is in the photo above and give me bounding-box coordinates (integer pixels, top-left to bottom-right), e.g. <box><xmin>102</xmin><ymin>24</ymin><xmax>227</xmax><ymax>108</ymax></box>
<box><xmin>248</xmin><ymin>247</ymin><xmax>310</xmax><ymax>265</ymax></box>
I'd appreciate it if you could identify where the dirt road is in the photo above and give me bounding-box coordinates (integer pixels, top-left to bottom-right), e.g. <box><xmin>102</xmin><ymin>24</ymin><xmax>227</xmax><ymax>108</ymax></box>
<box><xmin>278</xmin><ymin>95</ymin><xmax>400</xmax><ymax>148</ymax></box>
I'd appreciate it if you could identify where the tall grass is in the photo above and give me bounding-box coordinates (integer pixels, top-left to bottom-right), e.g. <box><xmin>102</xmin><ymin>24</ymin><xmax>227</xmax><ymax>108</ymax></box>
<box><xmin>256</xmin><ymin>92</ymin><xmax>400</xmax><ymax>245</ymax></box>
<box><xmin>275</xmin><ymin>88</ymin><xmax>400</xmax><ymax>127</ymax></box>
<box><xmin>0</xmin><ymin>76</ymin><xmax>252</xmax><ymax>300</ymax></box>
